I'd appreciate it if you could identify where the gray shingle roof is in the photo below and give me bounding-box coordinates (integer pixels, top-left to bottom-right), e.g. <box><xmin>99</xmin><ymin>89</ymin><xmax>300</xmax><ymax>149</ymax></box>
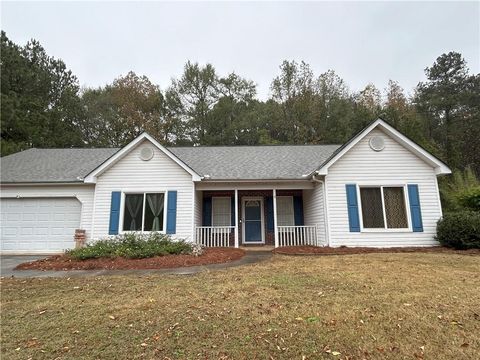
<box><xmin>169</xmin><ymin>145</ymin><xmax>341</xmax><ymax>180</ymax></box>
<box><xmin>1</xmin><ymin>144</ymin><xmax>341</xmax><ymax>183</ymax></box>
<box><xmin>0</xmin><ymin>148</ymin><xmax>119</xmax><ymax>183</ymax></box>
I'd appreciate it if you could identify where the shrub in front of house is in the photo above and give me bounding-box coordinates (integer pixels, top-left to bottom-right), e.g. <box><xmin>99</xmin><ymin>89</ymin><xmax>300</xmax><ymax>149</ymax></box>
<box><xmin>457</xmin><ymin>186</ymin><xmax>480</xmax><ymax>212</ymax></box>
<box><xmin>436</xmin><ymin>211</ymin><xmax>480</xmax><ymax>249</ymax></box>
<box><xmin>67</xmin><ymin>233</ymin><xmax>202</xmax><ymax>260</ymax></box>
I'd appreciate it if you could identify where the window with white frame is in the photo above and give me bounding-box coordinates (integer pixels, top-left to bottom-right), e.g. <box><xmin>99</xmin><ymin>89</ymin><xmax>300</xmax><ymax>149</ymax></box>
<box><xmin>359</xmin><ymin>186</ymin><xmax>408</xmax><ymax>229</ymax></box>
<box><xmin>212</xmin><ymin>197</ymin><xmax>231</xmax><ymax>226</ymax></box>
<box><xmin>123</xmin><ymin>193</ymin><xmax>165</xmax><ymax>232</ymax></box>
<box><xmin>277</xmin><ymin>196</ymin><xmax>295</xmax><ymax>226</ymax></box>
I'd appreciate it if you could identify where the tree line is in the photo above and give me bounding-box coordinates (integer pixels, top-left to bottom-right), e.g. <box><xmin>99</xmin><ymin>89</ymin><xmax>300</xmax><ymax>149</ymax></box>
<box><xmin>1</xmin><ymin>31</ymin><xmax>479</xmax><ymax>176</ymax></box>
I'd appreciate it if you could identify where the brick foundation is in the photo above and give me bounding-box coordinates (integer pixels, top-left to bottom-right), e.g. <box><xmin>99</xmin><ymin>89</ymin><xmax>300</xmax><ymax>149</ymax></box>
<box><xmin>74</xmin><ymin>229</ymin><xmax>87</xmax><ymax>248</ymax></box>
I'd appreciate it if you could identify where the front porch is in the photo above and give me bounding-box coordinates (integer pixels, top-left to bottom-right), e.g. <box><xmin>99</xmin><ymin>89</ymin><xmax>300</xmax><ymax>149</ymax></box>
<box><xmin>194</xmin><ymin>188</ymin><xmax>324</xmax><ymax>248</ymax></box>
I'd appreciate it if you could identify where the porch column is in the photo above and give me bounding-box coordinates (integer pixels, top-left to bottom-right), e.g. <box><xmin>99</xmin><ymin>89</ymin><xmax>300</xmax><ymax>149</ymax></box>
<box><xmin>234</xmin><ymin>189</ymin><xmax>239</xmax><ymax>248</ymax></box>
<box><xmin>273</xmin><ymin>188</ymin><xmax>279</xmax><ymax>248</ymax></box>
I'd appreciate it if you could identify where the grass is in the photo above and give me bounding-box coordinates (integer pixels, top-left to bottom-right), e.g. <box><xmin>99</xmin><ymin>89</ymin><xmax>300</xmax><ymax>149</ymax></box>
<box><xmin>2</xmin><ymin>253</ymin><xmax>479</xmax><ymax>359</ymax></box>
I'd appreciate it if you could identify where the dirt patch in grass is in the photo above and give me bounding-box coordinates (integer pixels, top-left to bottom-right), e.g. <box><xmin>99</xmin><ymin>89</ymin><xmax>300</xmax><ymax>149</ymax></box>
<box><xmin>14</xmin><ymin>248</ymin><xmax>245</xmax><ymax>271</ymax></box>
<box><xmin>274</xmin><ymin>245</ymin><xmax>480</xmax><ymax>256</ymax></box>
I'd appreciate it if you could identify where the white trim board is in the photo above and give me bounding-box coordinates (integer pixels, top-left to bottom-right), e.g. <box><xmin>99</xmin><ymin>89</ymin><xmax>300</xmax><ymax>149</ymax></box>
<box><xmin>196</xmin><ymin>181</ymin><xmax>314</xmax><ymax>191</ymax></box>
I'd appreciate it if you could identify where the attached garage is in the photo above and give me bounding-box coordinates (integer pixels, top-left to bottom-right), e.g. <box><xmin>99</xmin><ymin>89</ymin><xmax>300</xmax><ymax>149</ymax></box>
<box><xmin>1</xmin><ymin>198</ymin><xmax>81</xmax><ymax>254</ymax></box>
<box><xmin>1</xmin><ymin>148</ymin><xmax>117</xmax><ymax>254</ymax></box>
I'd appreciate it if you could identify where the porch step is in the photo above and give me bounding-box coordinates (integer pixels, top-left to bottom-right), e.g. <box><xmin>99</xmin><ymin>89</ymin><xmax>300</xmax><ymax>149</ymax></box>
<box><xmin>239</xmin><ymin>245</ymin><xmax>275</xmax><ymax>252</ymax></box>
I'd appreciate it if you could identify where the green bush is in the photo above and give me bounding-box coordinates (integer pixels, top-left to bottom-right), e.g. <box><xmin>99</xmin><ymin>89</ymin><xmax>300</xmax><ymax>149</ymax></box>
<box><xmin>439</xmin><ymin>167</ymin><xmax>479</xmax><ymax>212</ymax></box>
<box><xmin>436</xmin><ymin>211</ymin><xmax>480</xmax><ymax>249</ymax></box>
<box><xmin>457</xmin><ymin>186</ymin><xmax>480</xmax><ymax>211</ymax></box>
<box><xmin>67</xmin><ymin>233</ymin><xmax>194</xmax><ymax>260</ymax></box>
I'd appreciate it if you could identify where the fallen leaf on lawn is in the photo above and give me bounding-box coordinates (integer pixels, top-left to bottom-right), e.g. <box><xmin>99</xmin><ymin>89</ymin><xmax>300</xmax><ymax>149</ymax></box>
<box><xmin>461</xmin><ymin>342</ymin><xmax>469</xmax><ymax>348</ymax></box>
<box><xmin>331</xmin><ymin>351</ymin><xmax>341</xmax><ymax>356</ymax></box>
<box><xmin>140</xmin><ymin>343</ymin><xmax>148</xmax><ymax>347</ymax></box>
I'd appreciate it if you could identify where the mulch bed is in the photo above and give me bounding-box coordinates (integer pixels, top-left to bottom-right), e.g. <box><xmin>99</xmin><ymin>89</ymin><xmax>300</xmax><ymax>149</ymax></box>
<box><xmin>15</xmin><ymin>248</ymin><xmax>246</xmax><ymax>271</ymax></box>
<box><xmin>274</xmin><ymin>245</ymin><xmax>480</xmax><ymax>256</ymax></box>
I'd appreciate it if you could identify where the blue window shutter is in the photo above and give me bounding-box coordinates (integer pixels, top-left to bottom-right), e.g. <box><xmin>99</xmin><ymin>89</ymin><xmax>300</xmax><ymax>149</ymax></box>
<box><xmin>231</xmin><ymin>196</ymin><xmax>235</xmax><ymax>226</ymax></box>
<box><xmin>345</xmin><ymin>184</ymin><xmax>360</xmax><ymax>232</ymax></box>
<box><xmin>108</xmin><ymin>191</ymin><xmax>121</xmax><ymax>235</ymax></box>
<box><xmin>293</xmin><ymin>196</ymin><xmax>304</xmax><ymax>225</ymax></box>
<box><xmin>266</xmin><ymin>196</ymin><xmax>274</xmax><ymax>232</ymax></box>
<box><xmin>166</xmin><ymin>191</ymin><xmax>177</xmax><ymax>234</ymax></box>
<box><xmin>408</xmin><ymin>184</ymin><xmax>423</xmax><ymax>232</ymax></box>
<box><xmin>203</xmin><ymin>197</ymin><xmax>212</xmax><ymax>226</ymax></box>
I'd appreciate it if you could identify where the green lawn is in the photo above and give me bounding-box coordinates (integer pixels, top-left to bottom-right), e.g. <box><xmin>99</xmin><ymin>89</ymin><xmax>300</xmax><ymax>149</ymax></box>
<box><xmin>2</xmin><ymin>253</ymin><xmax>479</xmax><ymax>359</ymax></box>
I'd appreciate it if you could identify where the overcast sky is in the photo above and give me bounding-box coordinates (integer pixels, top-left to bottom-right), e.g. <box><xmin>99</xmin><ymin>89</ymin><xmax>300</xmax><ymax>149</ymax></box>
<box><xmin>2</xmin><ymin>1</ymin><xmax>479</xmax><ymax>99</ymax></box>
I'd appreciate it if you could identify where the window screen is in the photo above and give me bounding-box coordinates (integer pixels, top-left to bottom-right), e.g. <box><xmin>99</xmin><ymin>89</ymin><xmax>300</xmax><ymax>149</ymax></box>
<box><xmin>359</xmin><ymin>186</ymin><xmax>409</xmax><ymax>229</ymax></box>
<box><xmin>384</xmin><ymin>187</ymin><xmax>408</xmax><ymax>228</ymax></box>
<box><xmin>212</xmin><ymin>197</ymin><xmax>231</xmax><ymax>226</ymax></box>
<box><xmin>277</xmin><ymin>196</ymin><xmax>295</xmax><ymax>226</ymax></box>
<box><xmin>360</xmin><ymin>187</ymin><xmax>385</xmax><ymax>228</ymax></box>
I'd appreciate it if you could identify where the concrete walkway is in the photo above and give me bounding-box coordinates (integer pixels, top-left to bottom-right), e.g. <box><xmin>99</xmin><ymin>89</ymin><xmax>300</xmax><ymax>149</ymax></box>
<box><xmin>0</xmin><ymin>251</ymin><xmax>272</xmax><ymax>278</ymax></box>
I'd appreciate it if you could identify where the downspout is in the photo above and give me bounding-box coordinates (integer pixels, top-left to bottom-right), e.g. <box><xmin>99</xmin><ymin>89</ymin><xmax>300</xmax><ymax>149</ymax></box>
<box><xmin>312</xmin><ymin>173</ymin><xmax>330</xmax><ymax>247</ymax></box>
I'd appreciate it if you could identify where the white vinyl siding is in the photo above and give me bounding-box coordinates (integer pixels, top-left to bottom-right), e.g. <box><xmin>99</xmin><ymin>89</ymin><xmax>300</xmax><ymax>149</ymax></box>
<box><xmin>303</xmin><ymin>182</ymin><xmax>327</xmax><ymax>245</ymax></box>
<box><xmin>326</xmin><ymin>128</ymin><xmax>442</xmax><ymax>247</ymax></box>
<box><xmin>194</xmin><ymin>190</ymin><xmax>202</xmax><ymax>230</ymax></box>
<box><xmin>92</xmin><ymin>139</ymin><xmax>194</xmax><ymax>241</ymax></box>
<box><xmin>212</xmin><ymin>197</ymin><xmax>231</xmax><ymax>226</ymax></box>
<box><xmin>276</xmin><ymin>196</ymin><xmax>294</xmax><ymax>226</ymax></box>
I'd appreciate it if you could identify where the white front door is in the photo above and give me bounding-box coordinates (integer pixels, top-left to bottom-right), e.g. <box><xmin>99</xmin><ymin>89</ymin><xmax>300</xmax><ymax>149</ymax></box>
<box><xmin>242</xmin><ymin>197</ymin><xmax>265</xmax><ymax>244</ymax></box>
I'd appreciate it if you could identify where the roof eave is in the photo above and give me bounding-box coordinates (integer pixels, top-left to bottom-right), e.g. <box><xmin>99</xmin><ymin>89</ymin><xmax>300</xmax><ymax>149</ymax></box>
<box><xmin>198</xmin><ymin>178</ymin><xmax>311</xmax><ymax>182</ymax></box>
<box><xmin>0</xmin><ymin>181</ymin><xmax>91</xmax><ymax>186</ymax></box>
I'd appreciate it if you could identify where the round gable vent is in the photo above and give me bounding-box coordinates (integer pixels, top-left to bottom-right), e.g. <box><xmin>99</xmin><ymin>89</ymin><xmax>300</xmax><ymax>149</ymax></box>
<box><xmin>369</xmin><ymin>136</ymin><xmax>385</xmax><ymax>151</ymax></box>
<box><xmin>139</xmin><ymin>146</ymin><xmax>154</xmax><ymax>161</ymax></box>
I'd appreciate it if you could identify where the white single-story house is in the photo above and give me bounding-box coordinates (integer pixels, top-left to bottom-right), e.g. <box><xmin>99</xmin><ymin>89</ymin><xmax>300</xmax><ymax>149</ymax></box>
<box><xmin>0</xmin><ymin>119</ymin><xmax>451</xmax><ymax>254</ymax></box>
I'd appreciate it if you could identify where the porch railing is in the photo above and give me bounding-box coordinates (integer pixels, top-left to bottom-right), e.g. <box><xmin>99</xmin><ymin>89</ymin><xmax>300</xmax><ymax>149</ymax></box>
<box><xmin>196</xmin><ymin>226</ymin><xmax>234</xmax><ymax>247</ymax></box>
<box><xmin>277</xmin><ymin>225</ymin><xmax>319</xmax><ymax>247</ymax></box>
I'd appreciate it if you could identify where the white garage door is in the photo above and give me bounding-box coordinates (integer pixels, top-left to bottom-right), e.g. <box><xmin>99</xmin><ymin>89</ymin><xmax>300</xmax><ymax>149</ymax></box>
<box><xmin>0</xmin><ymin>198</ymin><xmax>81</xmax><ymax>254</ymax></box>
